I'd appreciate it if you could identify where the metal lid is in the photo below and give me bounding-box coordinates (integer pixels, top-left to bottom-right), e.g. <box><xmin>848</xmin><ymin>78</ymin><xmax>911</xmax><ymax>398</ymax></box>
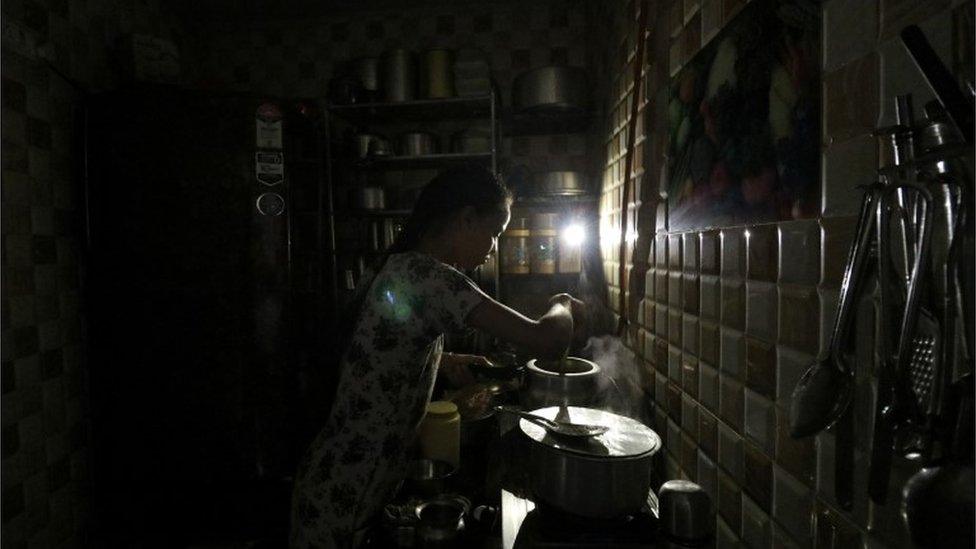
<box><xmin>519</xmin><ymin>406</ymin><xmax>661</xmax><ymax>458</ymax></box>
<box><xmin>426</xmin><ymin>401</ymin><xmax>458</xmax><ymax>418</ymax></box>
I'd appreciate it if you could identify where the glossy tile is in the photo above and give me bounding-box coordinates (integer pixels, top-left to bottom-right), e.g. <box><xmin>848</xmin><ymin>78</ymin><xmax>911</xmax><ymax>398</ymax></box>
<box><xmin>879</xmin><ymin>0</ymin><xmax>950</xmax><ymax>39</ymax></box>
<box><xmin>700</xmin><ymin>0</ymin><xmax>722</xmax><ymax>44</ymax></box>
<box><xmin>823</xmin><ymin>52</ymin><xmax>879</xmax><ymax>143</ymax></box>
<box><xmin>720</xmin><ymin>228</ymin><xmax>745</xmax><ymax>278</ymax></box>
<box><xmin>717</xmin><ymin>470</ymin><xmax>742</xmax><ymax>533</ymax></box>
<box><xmin>700</xmin><ymin>275</ymin><xmax>720</xmax><ymax>321</ymax></box>
<box><xmin>669</xmin><ymin>234</ymin><xmax>683</xmax><ymax>270</ymax></box>
<box><xmin>697</xmin><ymin>450</ymin><xmax>719</xmax><ymax>510</ymax></box>
<box><xmin>824</xmin><ymin>0</ymin><xmax>879</xmax><ymax>71</ymax></box>
<box><xmin>656</xmin><ymin>234</ymin><xmax>668</xmax><ymax>267</ymax></box>
<box><xmin>699</xmin><ymin>408</ymin><xmax>719</xmax><ymax>457</ymax></box>
<box><xmin>745</xmin><ymin>336</ymin><xmax>777</xmax><ymax>399</ymax></box>
<box><xmin>643</xmin><ymin>300</ymin><xmax>655</xmax><ymax>332</ymax></box>
<box><xmin>669</xmin><ymin>309</ymin><xmax>683</xmax><ymax>347</ymax></box>
<box><xmin>683</xmin><ymin>232</ymin><xmax>699</xmax><ymax>272</ymax></box>
<box><xmin>744</xmin><ymin>388</ymin><xmax>775</xmax><ymax>454</ymax></box>
<box><xmin>778</xmin><ymin>219</ymin><xmax>821</xmax><ymax>284</ymax></box>
<box><xmin>682</xmin><ymin>357</ymin><xmax>699</xmax><ymax>399</ymax></box>
<box><xmin>655</xmin><ymin>303</ymin><xmax>669</xmax><ymax>339</ymax></box>
<box><xmin>772</xmin><ymin>525</ymin><xmax>804</xmax><ymax>549</ymax></box>
<box><xmin>719</xmin><ymin>374</ymin><xmax>744</xmax><ymax>432</ymax></box>
<box><xmin>681</xmin><ymin>434</ymin><xmax>698</xmax><ymax>481</ymax></box>
<box><xmin>669</xmin><ymin>272</ymin><xmax>682</xmax><ymax>307</ymax></box>
<box><xmin>643</xmin><ymin>330</ymin><xmax>655</xmax><ymax>361</ymax></box>
<box><xmin>716</xmin><ymin>516</ymin><xmax>739</xmax><ymax>549</ymax></box>
<box><xmin>655</xmin><ymin>370</ymin><xmax>668</xmax><ymax>409</ymax></box>
<box><xmin>814</xmin><ymin>500</ymin><xmax>863</xmax><ymax>548</ymax></box>
<box><xmin>718</xmin><ymin>421</ymin><xmax>743</xmax><ymax>481</ymax></box>
<box><xmin>669</xmin><ymin>344</ymin><xmax>683</xmax><ymax>382</ymax></box>
<box><xmin>822</xmin><ymin>134</ymin><xmax>877</xmax><ymax>218</ymax></box>
<box><xmin>682</xmin><ymin>314</ymin><xmax>699</xmax><ymax>356</ymax></box>
<box><xmin>682</xmin><ymin>393</ymin><xmax>699</xmax><ymax>440</ymax></box>
<box><xmin>742</xmin><ymin>442</ymin><xmax>772</xmax><ymax>512</ymax></box>
<box><xmin>746</xmin><ymin>225</ymin><xmax>778</xmax><ymax>282</ymax></box>
<box><xmin>721</xmin><ymin>279</ymin><xmax>745</xmax><ymax>330</ymax></box>
<box><xmin>819</xmin><ymin>288</ymin><xmax>839</xmax><ymax>356</ymax></box>
<box><xmin>820</xmin><ymin>216</ymin><xmax>858</xmax><ymax>288</ymax></box>
<box><xmin>700</xmin><ymin>320</ymin><xmax>720</xmax><ymax>367</ymax></box>
<box><xmin>699</xmin><ymin>361</ymin><xmax>720</xmax><ymax>413</ymax></box>
<box><xmin>667</xmin><ymin>381</ymin><xmax>683</xmax><ymax>424</ymax></box>
<box><xmin>655</xmin><ymin>271</ymin><xmax>669</xmax><ymax>305</ymax></box>
<box><xmin>776</xmin><ymin>345</ymin><xmax>814</xmax><ymax>408</ymax></box>
<box><xmin>701</xmin><ymin>230</ymin><xmax>720</xmax><ymax>275</ymax></box>
<box><xmin>746</xmin><ymin>281</ymin><xmax>778</xmax><ymax>343</ymax></box>
<box><xmin>740</xmin><ymin>493</ymin><xmax>771</xmax><ymax>549</ymax></box>
<box><xmin>667</xmin><ymin>418</ymin><xmax>682</xmax><ymax>456</ymax></box>
<box><xmin>772</xmin><ymin>464</ymin><xmax>813</xmax><ymax>544</ymax></box>
<box><xmin>654</xmin><ymin>337</ymin><xmax>669</xmax><ymax>374</ymax></box>
<box><xmin>683</xmin><ymin>274</ymin><xmax>700</xmax><ymax>314</ymax></box>
<box><xmin>720</xmin><ymin>327</ymin><xmax>745</xmax><ymax>380</ymax></box>
<box><xmin>644</xmin><ymin>268</ymin><xmax>655</xmax><ymax>298</ymax></box>
<box><xmin>779</xmin><ymin>285</ymin><xmax>820</xmax><ymax>354</ymax></box>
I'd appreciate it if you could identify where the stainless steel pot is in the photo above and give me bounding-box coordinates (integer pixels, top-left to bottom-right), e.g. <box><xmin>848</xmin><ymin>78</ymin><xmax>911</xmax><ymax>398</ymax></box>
<box><xmin>658</xmin><ymin>479</ymin><xmax>714</xmax><ymax>543</ymax></box>
<box><xmin>451</xmin><ymin>127</ymin><xmax>492</xmax><ymax>153</ymax></box>
<box><xmin>398</xmin><ymin>132</ymin><xmax>438</xmax><ymax>156</ymax></box>
<box><xmin>420</xmin><ymin>49</ymin><xmax>454</xmax><ymax>99</ymax></box>
<box><xmin>349</xmin><ymin>186</ymin><xmax>386</xmax><ymax>210</ymax></box>
<box><xmin>382</xmin><ymin>49</ymin><xmax>417</xmax><ymax>102</ymax></box>
<box><xmin>512</xmin><ymin>66</ymin><xmax>588</xmax><ymax>112</ymax></box>
<box><xmin>534</xmin><ymin>171</ymin><xmax>588</xmax><ymax>196</ymax></box>
<box><xmin>521</xmin><ymin>357</ymin><xmax>600</xmax><ymax>410</ymax></box>
<box><xmin>350</xmin><ymin>133</ymin><xmax>379</xmax><ymax>159</ymax></box>
<box><xmin>351</xmin><ymin>57</ymin><xmax>380</xmax><ymax>92</ymax></box>
<box><xmin>520</xmin><ymin>406</ymin><xmax>661</xmax><ymax>518</ymax></box>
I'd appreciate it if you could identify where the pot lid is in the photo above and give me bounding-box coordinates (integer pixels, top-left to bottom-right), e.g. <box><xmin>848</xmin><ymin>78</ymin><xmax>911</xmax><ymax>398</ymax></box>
<box><xmin>519</xmin><ymin>406</ymin><xmax>661</xmax><ymax>458</ymax></box>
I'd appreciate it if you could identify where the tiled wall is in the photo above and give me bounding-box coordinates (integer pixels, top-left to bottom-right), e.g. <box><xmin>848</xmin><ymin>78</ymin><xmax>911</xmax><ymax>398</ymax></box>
<box><xmin>598</xmin><ymin>0</ymin><xmax>971</xmax><ymax>547</ymax></box>
<box><xmin>1</xmin><ymin>0</ymin><xmax>187</xmax><ymax>545</ymax></box>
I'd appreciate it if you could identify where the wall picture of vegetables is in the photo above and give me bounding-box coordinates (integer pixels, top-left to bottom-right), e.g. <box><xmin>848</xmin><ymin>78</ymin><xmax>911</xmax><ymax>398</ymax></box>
<box><xmin>667</xmin><ymin>0</ymin><xmax>821</xmax><ymax>231</ymax></box>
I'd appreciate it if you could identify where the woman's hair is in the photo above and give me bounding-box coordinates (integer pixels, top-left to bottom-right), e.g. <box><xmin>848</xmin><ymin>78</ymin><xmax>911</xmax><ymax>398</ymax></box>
<box><xmin>337</xmin><ymin>165</ymin><xmax>511</xmax><ymax>348</ymax></box>
<box><xmin>388</xmin><ymin>164</ymin><xmax>512</xmax><ymax>253</ymax></box>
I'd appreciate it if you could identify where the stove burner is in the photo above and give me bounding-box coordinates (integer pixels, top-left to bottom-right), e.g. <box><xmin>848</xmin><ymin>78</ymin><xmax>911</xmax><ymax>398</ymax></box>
<box><xmin>513</xmin><ymin>504</ymin><xmax>659</xmax><ymax>548</ymax></box>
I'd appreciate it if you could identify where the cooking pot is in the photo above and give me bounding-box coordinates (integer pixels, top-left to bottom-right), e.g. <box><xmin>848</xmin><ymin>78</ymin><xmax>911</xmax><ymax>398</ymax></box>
<box><xmin>451</xmin><ymin>127</ymin><xmax>492</xmax><ymax>153</ymax></box>
<box><xmin>420</xmin><ymin>49</ymin><xmax>454</xmax><ymax>99</ymax></box>
<box><xmin>350</xmin><ymin>57</ymin><xmax>380</xmax><ymax>102</ymax></box>
<box><xmin>382</xmin><ymin>49</ymin><xmax>417</xmax><ymax>102</ymax></box>
<box><xmin>512</xmin><ymin>66</ymin><xmax>588</xmax><ymax>112</ymax></box>
<box><xmin>534</xmin><ymin>171</ymin><xmax>588</xmax><ymax>196</ymax></box>
<box><xmin>398</xmin><ymin>132</ymin><xmax>439</xmax><ymax>156</ymax></box>
<box><xmin>521</xmin><ymin>357</ymin><xmax>600</xmax><ymax>410</ymax></box>
<box><xmin>520</xmin><ymin>406</ymin><xmax>660</xmax><ymax>518</ymax></box>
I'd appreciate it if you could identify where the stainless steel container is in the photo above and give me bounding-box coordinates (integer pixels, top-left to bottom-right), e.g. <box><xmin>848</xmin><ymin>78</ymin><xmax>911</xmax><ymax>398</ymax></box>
<box><xmin>451</xmin><ymin>127</ymin><xmax>492</xmax><ymax>153</ymax></box>
<box><xmin>534</xmin><ymin>171</ymin><xmax>588</xmax><ymax>196</ymax></box>
<box><xmin>512</xmin><ymin>66</ymin><xmax>588</xmax><ymax>112</ymax></box>
<box><xmin>520</xmin><ymin>406</ymin><xmax>661</xmax><ymax>518</ymax></box>
<box><xmin>382</xmin><ymin>49</ymin><xmax>417</xmax><ymax>102</ymax></box>
<box><xmin>351</xmin><ymin>133</ymin><xmax>379</xmax><ymax>159</ymax></box>
<box><xmin>420</xmin><ymin>49</ymin><xmax>454</xmax><ymax>99</ymax></box>
<box><xmin>415</xmin><ymin>496</ymin><xmax>467</xmax><ymax>544</ymax></box>
<box><xmin>658</xmin><ymin>480</ymin><xmax>714</xmax><ymax>543</ymax></box>
<box><xmin>521</xmin><ymin>357</ymin><xmax>600</xmax><ymax>409</ymax></box>
<box><xmin>398</xmin><ymin>132</ymin><xmax>438</xmax><ymax>156</ymax></box>
<box><xmin>351</xmin><ymin>57</ymin><xmax>380</xmax><ymax>96</ymax></box>
<box><xmin>349</xmin><ymin>186</ymin><xmax>386</xmax><ymax>210</ymax></box>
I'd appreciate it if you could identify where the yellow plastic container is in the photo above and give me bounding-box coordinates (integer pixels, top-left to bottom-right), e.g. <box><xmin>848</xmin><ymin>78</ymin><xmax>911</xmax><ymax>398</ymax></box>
<box><xmin>419</xmin><ymin>401</ymin><xmax>460</xmax><ymax>467</ymax></box>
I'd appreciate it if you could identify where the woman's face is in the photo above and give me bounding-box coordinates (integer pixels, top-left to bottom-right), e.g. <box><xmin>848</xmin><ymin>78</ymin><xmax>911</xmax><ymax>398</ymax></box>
<box><xmin>457</xmin><ymin>203</ymin><xmax>511</xmax><ymax>270</ymax></box>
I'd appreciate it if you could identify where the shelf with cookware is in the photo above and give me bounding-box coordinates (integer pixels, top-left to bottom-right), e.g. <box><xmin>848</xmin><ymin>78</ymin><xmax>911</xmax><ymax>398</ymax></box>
<box><xmin>323</xmin><ymin>49</ymin><xmax>501</xmax><ymax>316</ymax></box>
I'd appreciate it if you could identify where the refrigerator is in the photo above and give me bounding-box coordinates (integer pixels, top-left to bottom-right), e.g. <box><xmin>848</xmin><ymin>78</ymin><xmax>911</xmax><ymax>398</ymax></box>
<box><xmin>84</xmin><ymin>86</ymin><xmax>332</xmax><ymax>544</ymax></box>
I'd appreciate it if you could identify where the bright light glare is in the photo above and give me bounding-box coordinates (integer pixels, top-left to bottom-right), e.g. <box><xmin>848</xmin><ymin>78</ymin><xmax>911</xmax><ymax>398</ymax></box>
<box><xmin>562</xmin><ymin>224</ymin><xmax>586</xmax><ymax>247</ymax></box>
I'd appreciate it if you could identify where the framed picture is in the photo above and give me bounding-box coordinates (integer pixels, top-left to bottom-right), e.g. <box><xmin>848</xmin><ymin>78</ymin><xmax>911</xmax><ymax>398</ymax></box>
<box><xmin>667</xmin><ymin>0</ymin><xmax>821</xmax><ymax>231</ymax></box>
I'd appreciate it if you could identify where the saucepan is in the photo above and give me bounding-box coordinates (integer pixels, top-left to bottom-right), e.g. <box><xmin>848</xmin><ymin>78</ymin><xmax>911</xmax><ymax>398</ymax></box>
<box><xmin>520</xmin><ymin>356</ymin><xmax>601</xmax><ymax>410</ymax></box>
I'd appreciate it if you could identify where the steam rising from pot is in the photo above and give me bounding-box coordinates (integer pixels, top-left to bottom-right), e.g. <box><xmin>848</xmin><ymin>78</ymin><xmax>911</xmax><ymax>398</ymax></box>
<box><xmin>583</xmin><ymin>335</ymin><xmax>650</xmax><ymax>424</ymax></box>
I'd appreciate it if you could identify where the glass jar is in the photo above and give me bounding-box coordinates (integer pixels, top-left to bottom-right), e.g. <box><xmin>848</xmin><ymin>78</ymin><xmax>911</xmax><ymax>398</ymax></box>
<box><xmin>501</xmin><ymin>218</ymin><xmax>530</xmax><ymax>274</ymax></box>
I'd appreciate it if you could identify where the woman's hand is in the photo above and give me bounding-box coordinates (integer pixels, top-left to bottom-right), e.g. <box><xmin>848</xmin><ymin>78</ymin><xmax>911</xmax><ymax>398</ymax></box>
<box><xmin>549</xmin><ymin>293</ymin><xmax>588</xmax><ymax>345</ymax></box>
<box><xmin>439</xmin><ymin>353</ymin><xmax>488</xmax><ymax>387</ymax></box>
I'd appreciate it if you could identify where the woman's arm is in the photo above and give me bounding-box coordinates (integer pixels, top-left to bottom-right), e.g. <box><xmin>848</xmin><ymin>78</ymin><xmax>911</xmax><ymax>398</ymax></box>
<box><xmin>465</xmin><ymin>294</ymin><xmax>578</xmax><ymax>359</ymax></box>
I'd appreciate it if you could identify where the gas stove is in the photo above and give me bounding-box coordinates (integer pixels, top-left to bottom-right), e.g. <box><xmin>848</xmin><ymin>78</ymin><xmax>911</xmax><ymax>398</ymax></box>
<box><xmin>501</xmin><ymin>489</ymin><xmax>663</xmax><ymax>549</ymax></box>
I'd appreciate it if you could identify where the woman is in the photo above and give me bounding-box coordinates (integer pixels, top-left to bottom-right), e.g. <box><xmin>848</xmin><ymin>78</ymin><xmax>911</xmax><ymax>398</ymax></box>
<box><xmin>291</xmin><ymin>165</ymin><xmax>584</xmax><ymax>548</ymax></box>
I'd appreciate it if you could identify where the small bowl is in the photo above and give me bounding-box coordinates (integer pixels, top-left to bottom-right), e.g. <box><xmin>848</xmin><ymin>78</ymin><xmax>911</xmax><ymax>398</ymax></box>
<box><xmin>415</xmin><ymin>497</ymin><xmax>468</xmax><ymax>543</ymax></box>
<box><xmin>403</xmin><ymin>459</ymin><xmax>457</xmax><ymax>497</ymax></box>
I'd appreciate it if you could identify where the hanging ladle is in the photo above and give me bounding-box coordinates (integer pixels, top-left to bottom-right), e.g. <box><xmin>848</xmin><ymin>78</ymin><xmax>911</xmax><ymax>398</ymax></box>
<box><xmin>789</xmin><ymin>185</ymin><xmax>881</xmax><ymax>437</ymax></box>
<box><xmin>494</xmin><ymin>405</ymin><xmax>609</xmax><ymax>438</ymax></box>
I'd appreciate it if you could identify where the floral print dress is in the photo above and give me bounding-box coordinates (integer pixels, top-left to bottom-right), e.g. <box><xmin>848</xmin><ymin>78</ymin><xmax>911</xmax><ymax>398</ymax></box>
<box><xmin>291</xmin><ymin>252</ymin><xmax>486</xmax><ymax>548</ymax></box>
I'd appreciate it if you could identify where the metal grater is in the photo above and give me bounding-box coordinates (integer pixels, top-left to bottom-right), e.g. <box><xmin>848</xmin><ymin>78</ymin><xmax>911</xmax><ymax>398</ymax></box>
<box><xmin>907</xmin><ymin>308</ymin><xmax>942</xmax><ymax>415</ymax></box>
